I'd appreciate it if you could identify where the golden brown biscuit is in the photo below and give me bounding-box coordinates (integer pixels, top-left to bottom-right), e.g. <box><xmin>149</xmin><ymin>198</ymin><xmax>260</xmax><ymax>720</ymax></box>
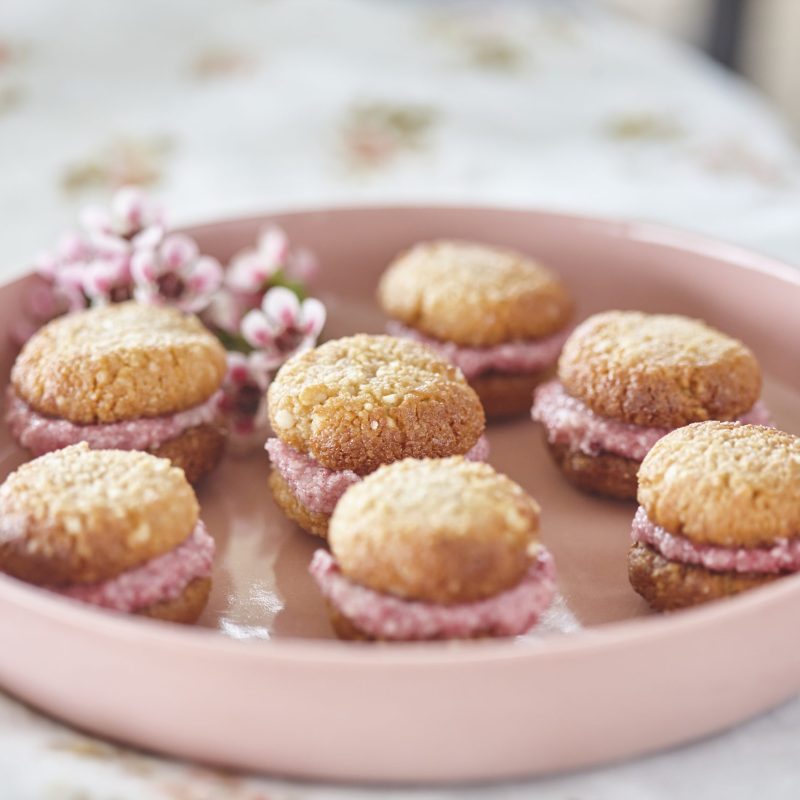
<box><xmin>638</xmin><ymin>422</ymin><xmax>800</xmax><ymax>548</ymax></box>
<box><xmin>628</xmin><ymin>542</ymin><xmax>776</xmax><ymax>611</ymax></box>
<box><xmin>12</xmin><ymin>302</ymin><xmax>227</xmax><ymax>423</ymax></box>
<box><xmin>0</xmin><ymin>443</ymin><xmax>198</xmax><ymax>585</ymax></box>
<box><xmin>268</xmin><ymin>469</ymin><xmax>330</xmax><ymax>539</ymax></box>
<box><xmin>558</xmin><ymin>311</ymin><xmax>761</xmax><ymax>428</ymax></box>
<box><xmin>545</xmin><ymin>439</ymin><xmax>638</xmax><ymax>500</ymax></box>
<box><xmin>151</xmin><ymin>423</ymin><xmax>226</xmax><ymax>485</ymax></box>
<box><xmin>472</xmin><ymin>367</ymin><xmax>556</xmax><ymax>418</ymax></box>
<box><xmin>378</xmin><ymin>240</ymin><xmax>572</xmax><ymax>347</ymax></box>
<box><xmin>328</xmin><ymin>457</ymin><xmax>540</xmax><ymax>604</ymax></box>
<box><xmin>268</xmin><ymin>334</ymin><xmax>485</xmax><ymax>475</ymax></box>
<box><xmin>138</xmin><ymin>576</ymin><xmax>212</xmax><ymax>624</ymax></box>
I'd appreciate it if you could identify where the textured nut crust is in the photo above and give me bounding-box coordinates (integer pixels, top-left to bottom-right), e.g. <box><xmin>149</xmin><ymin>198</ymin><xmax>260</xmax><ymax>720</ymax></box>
<box><xmin>268</xmin><ymin>335</ymin><xmax>485</xmax><ymax>474</ymax></box>
<box><xmin>471</xmin><ymin>366</ymin><xmax>555</xmax><ymax>419</ymax></box>
<box><xmin>137</xmin><ymin>576</ymin><xmax>212</xmax><ymax>624</ymax></box>
<box><xmin>545</xmin><ymin>439</ymin><xmax>639</xmax><ymax>500</ymax></box>
<box><xmin>378</xmin><ymin>240</ymin><xmax>572</xmax><ymax>346</ymax></box>
<box><xmin>268</xmin><ymin>469</ymin><xmax>330</xmax><ymax>539</ymax></box>
<box><xmin>151</xmin><ymin>424</ymin><xmax>226</xmax><ymax>484</ymax></box>
<box><xmin>638</xmin><ymin>421</ymin><xmax>800</xmax><ymax>548</ymax></box>
<box><xmin>628</xmin><ymin>542</ymin><xmax>777</xmax><ymax>611</ymax></box>
<box><xmin>0</xmin><ymin>443</ymin><xmax>198</xmax><ymax>585</ymax></box>
<box><xmin>329</xmin><ymin>457</ymin><xmax>541</xmax><ymax>604</ymax></box>
<box><xmin>558</xmin><ymin>311</ymin><xmax>761</xmax><ymax>427</ymax></box>
<box><xmin>12</xmin><ymin>302</ymin><xmax>227</xmax><ymax>423</ymax></box>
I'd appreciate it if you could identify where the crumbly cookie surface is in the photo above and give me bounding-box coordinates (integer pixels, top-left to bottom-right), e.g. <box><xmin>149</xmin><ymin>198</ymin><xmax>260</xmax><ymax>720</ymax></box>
<box><xmin>329</xmin><ymin>457</ymin><xmax>541</xmax><ymax>604</ymax></box>
<box><xmin>638</xmin><ymin>422</ymin><xmax>800</xmax><ymax>547</ymax></box>
<box><xmin>378</xmin><ymin>240</ymin><xmax>572</xmax><ymax>346</ymax></box>
<box><xmin>628</xmin><ymin>542</ymin><xmax>777</xmax><ymax>611</ymax></box>
<box><xmin>268</xmin><ymin>335</ymin><xmax>485</xmax><ymax>474</ymax></box>
<box><xmin>12</xmin><ymin>302</ymin><xmax>227</xmax><ymax>423</ymax></box>
<box><xmin>0</xmin><ymin>444</ymin><xmax>198</xmax><ymax>585</ymax></box>
<box><xmin>558</xmin><ymin>311</ymin><xmax>761</xmax><ymax>427</ymax></box>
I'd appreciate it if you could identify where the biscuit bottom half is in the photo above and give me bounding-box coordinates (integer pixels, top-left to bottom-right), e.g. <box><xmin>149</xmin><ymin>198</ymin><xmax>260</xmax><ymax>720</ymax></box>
<box><xmin>545</xmin><ymin>438</ymin><xmax>640</xmax><ymax>500</ymax></box>
<box><xmin>269</xmin><ymin>469</ymin><xmax>331</xmax><ymax>538</ymax></box>
<box><xmin>470</xmin><ymin>367</ymin><xmax>556</xmax><ymax>418</ymax></box>
<box><xmin>136</xmin><ymin>575</ymin><xmax>212</xmax><ymax>624</ymax></box>
<box><xmin>628</xmin><ymin>542</ymin><xmax>778</xmax><ymax>611</ymax></box>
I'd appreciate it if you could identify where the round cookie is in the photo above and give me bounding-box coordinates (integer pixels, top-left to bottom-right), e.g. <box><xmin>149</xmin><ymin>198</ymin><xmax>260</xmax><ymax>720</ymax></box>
<box><xmin>378</xmin><ymin>240</ymin><xmax>572</xmax><ymax>347</ymax></box>
<box><xmin>0</xmin><ymin>444</ymin><xmax>198</xmax><ymax>585</ymax></box>
<box><xmin>638</xmin><ymin>422</ymin><xmax>800</xmax><ymax>548</ymax></box>
<box><xmin>12</xmin><ymin>301</ymin><xmax>227</xmax><ymax>424</ymax></box>
<box><xmin>329</xmin><ymin>457</ymin><xmax>540</xmax><ymax>604</ymax></box>
<box><xmin>311</xmin><ymin>457</ymin><xmax>556</xmax><ymax>641</ymax></box>
<box><xmin>629</xmin><ymin>422</ymin><xmax>800</xmax><ymax>612</ymax></box>
<box><xmin>559</xmin><ymin>311</ymin><xmax>761</xmax><ymax>428</ymax></box>
<box><xmin>268</xmin><ymin>334</ymin><xmax>485</xmax><ymax>475</ymax></box>
<box><xmin>0</xmin><ymin>444</ymin><xmax>214</xmax><ymax>623</ymax></box>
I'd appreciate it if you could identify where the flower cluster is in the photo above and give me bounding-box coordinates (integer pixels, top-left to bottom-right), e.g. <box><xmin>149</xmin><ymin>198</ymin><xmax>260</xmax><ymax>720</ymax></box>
<box><xmin>15</xmin><ymin>187</ymin><xmax>327</xmax><ymax>452</ymax></box>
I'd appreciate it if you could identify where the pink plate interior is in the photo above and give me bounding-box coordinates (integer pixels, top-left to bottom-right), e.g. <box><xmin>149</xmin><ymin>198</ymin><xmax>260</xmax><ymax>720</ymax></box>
<box><xmin>0</xmin><ymin>206</ymin><xmax>799</xmax><ymax>783</ymax></box>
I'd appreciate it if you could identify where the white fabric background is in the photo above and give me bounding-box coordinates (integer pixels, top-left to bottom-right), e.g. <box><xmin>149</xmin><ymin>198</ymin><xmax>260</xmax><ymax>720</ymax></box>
<box><xmin>1</xmin><ymin>1</ymin><xmax>799</xmax><ymax>797</ymax></box>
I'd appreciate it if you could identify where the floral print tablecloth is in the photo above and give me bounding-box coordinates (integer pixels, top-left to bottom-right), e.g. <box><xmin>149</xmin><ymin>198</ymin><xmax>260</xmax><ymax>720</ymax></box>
<box><xmin>1</xmin><ymin>1</ymin><xmax>800</xmax><ymax>797</ymax></box>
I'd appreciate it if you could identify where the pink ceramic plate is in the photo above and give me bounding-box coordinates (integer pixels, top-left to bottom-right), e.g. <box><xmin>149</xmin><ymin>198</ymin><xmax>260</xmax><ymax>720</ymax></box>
<box><xmin>0</xmin><ymin>207</ymin><xmax>799</xmax><ymax>784</ymax></box>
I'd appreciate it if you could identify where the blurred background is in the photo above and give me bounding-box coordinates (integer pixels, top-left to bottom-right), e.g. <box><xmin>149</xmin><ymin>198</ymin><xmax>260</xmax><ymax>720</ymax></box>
<box><xmin>1</xmin><ymin>0</ymin><xmax>799</xmax><ymax>277</ymax></box>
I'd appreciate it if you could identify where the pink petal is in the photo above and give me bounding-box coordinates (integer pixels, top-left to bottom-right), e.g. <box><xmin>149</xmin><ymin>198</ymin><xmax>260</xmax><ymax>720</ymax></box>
<box><xmin>262</xmin><ymin>286</ymin><xmax>300</xmax><ymax>329</ymax></box>
<box><xmin>111</xmin><ymin>186</ymin><xmax>147</xmax><ymax>233</ymax></box>
<box><xmin>131</xmin><ymin>224</ymin><xmax>164</xmax><ymax>251</ymax></box>
<box><xmin>299</xmin><ymin>297</ymin><xmax>326</xmax><ymax>337</ymax></box>
<box><xmin>286</xmin><ymin>247</ymin><xmax>319</xmax><ymax>284</ymax></box>
<box><xmin>131</xmin><ymin>249</ymin><xmax>159</xmax><ymax>284</ymax></box>
<box><xmin>57</xmin><ymin>232</ymin><xmax>91</xmax><ymax>262</ymax></box>
<box><xmin>258</xmin><ymin>226</ymin><xmax>289</xmax><ymax>269</ymax></box>
<box><xmin>186</xmin><ymin>255</ymin><xmax>223</xmax><ymax>294</ymax></box>
<box><xmin>241</xmin><ymin>309</ymin><xmax>277</xmax><ymax>349</ymax></box>
<box><xmin>226</xmin><ymin>251</ymin><xmax>269</xmax><ymax>293</ymax></box>
<box><xmin>160</xmin><ymin>233</ymin><xmax>199</xmax><ymax>270</ymax></box>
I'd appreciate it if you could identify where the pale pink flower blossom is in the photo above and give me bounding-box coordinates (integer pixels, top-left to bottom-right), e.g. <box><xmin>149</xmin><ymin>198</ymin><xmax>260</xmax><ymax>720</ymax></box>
<box><xmin>131</xmin><ymin>232</ymin><xmax>223</xmax><ymax>314</ymax></box>
<box><xmin>218</xmin><ymin>351</ymin><xmax>273</xmax><ymax>452</ymax></box>
<box><xmin>80</xmin><ymin>185</ymin><xmax>165</xmax><ymax>239</ymax></box>
<box><xmin>240</xmin><ymin>286</ymin><xmax>326</xmax><ymax>369</ymax></box>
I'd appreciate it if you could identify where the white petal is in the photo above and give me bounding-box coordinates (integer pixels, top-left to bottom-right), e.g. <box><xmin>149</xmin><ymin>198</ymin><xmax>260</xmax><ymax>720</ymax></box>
<box><xmin>160</xmin><ymin>233</ymin><xmax>199</xmax><ymax>270</ymax></box>
<box><xmin>263</xmin><ymin>286</ymin><xmax>300</xmax><ymax>328</ymax></box>
<box><xmin>241</xmin><ymin>309</ymin><xmax>277</xmax><ymax>349</ymax></box>
<box><xmin>299</xmin><ymin>297</ymin><xmax>326</xmax><ymax>337</ymax></box>
<box><xmin>257</xmin><ymin>225</ymin><xmax>289</xmax><ymax>268</ymax></box>
<box><xmin>130</xmin><ymin>249</ymin><xmax>159</xmax><ymax>284</ymax></box>
<box><xmin>186</xmin><ymin>255</ymin><xmax>223</xmax><ymax>294</ymax></box>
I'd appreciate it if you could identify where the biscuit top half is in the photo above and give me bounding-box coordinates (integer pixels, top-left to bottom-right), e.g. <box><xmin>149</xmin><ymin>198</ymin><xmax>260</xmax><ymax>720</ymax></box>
<box><xmin>378</xmin><ymin>240</ymin><xmax>572</xmax><ymax>347</ymax></box>
<box><xmin>268</xmin><ymin>334</ymin><xmax>485</xmax><ymax>474</ymax></box>
<box><xmin>0</xmin><ymin>444</ymin><xmax>199</xmax><ymax>586</ymax></box>
<box><xmin>11</xmin><ymin>301</ymin><xmax>227</xmax><ymax>424</ymax></box>
<box><xmin>638</xmin><ymin>422</ymin><xmax>800</xmax><ymax>548</ymax></box>
<box><xmin>558</xmin><ymin>310</ymin><xmax>761</xmax><ymax>428</ymax></box>
<box><xmin>329</xmin><ymin>457</ymin><xmax>542</xmax><ymax>604</ymax></box>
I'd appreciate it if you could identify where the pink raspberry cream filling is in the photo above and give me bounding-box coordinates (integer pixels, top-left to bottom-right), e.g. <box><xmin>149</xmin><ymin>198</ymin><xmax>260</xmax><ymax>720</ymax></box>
<box><xmin>57</xmin><ymin>521</ymin><xmax>215</xmax><ymax>612</ymax></box>
<box><xmin>5</xmin><ymin>386</ymin><xmax>223</xmax><ymax>456</ymax></box>
<box><xmin>386</xmin><ymin>321</ymin><xmax>569</xmax><ymax>380</ymax></box>
<box><xmin>532</xmin><ymin>380</ymin><xmax>771</xmax><ymax>462</ymax></box>
<box><xmin>266</xmin><ymin>434</ymin><xmax>490</xmax><ymax>515</ymax></box>
<box><xmin>631</xmin><ymin>506</ymin><xmax>800</xmax><ymax>574</ymax></box>
<box><xmin>310</xmin><ymin>547</ymin><xmax>557</xmax><ymax>640</ymax></box>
